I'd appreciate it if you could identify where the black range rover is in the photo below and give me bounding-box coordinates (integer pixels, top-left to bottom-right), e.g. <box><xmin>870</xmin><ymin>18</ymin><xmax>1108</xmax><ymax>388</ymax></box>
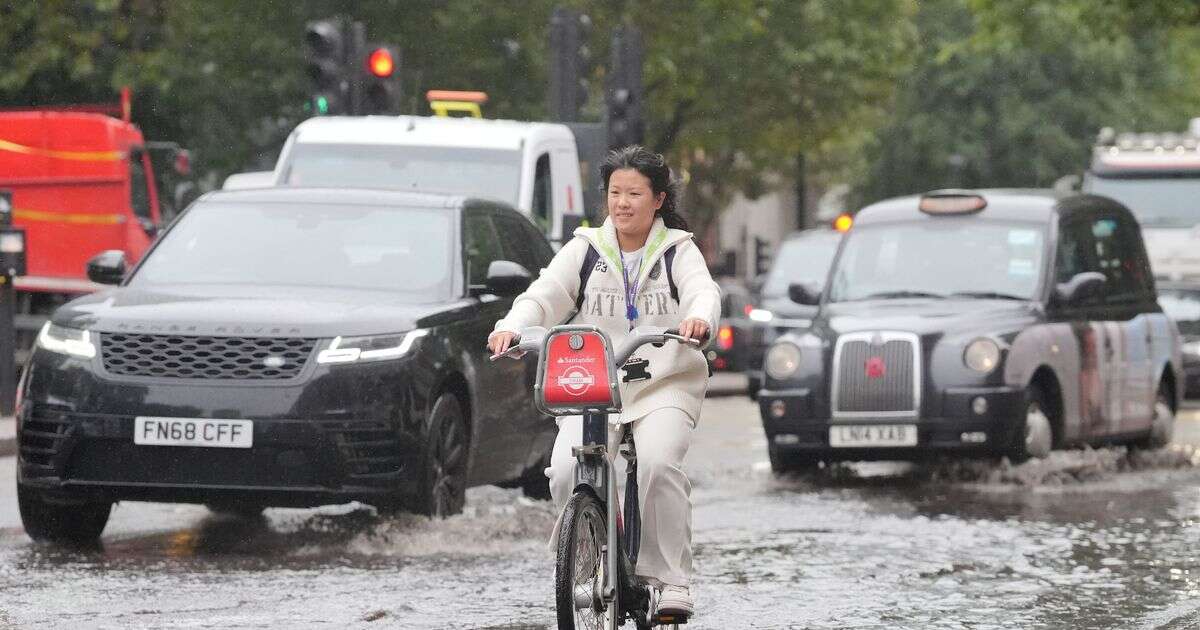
<box><xmin>17</xmin><ymin>188</ymin><xmax>557</xmax><ymax>542</ymax></box>
<box><xmin>759</xmin><ymin>190</ymin><xmax>1181</xmax><ymax>471</ymax></box>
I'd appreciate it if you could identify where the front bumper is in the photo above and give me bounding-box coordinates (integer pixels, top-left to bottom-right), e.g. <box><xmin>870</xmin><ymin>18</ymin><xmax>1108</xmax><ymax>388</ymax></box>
<box><xmin>757</xmin><ymin>386</ymin><xmax>1025</xmax><ymax>460</ymax></box>
<box><xmin>17</xmin><ymin>350</ymin><xmax>427</xmax><ymax>508</ymax></box>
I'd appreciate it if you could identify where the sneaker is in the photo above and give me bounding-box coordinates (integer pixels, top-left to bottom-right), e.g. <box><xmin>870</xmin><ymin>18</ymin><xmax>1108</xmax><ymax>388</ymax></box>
<box><xmin>657</xmin><ymin>584</ymin><xmax>694</xmax><ymax>616</ymax></box>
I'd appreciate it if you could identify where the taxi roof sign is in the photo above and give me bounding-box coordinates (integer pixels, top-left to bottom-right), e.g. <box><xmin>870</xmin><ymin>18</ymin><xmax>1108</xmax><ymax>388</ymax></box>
<box><xmin>426</xmin><ymin>90</ymin><xmax>489</xmax><ymax>118</ymax></box>
<box><xmin>919</xmin><ymin>190</ymin><xmax>987</xmax><ymax>215</ymax></box>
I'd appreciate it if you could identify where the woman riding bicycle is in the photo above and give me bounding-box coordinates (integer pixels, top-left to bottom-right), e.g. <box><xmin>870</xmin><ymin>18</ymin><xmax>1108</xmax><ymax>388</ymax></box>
<box><xmin>488</xmin><ymin>145</ymin><xmax>720</xmax><ymax>617</ymax></box>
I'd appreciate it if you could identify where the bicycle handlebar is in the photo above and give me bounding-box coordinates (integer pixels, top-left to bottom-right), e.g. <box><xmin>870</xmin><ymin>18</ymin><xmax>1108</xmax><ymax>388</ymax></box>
<box><xmin>489</xmin><ymin>325</ymin><xmax>707</xmax><ymax>364</ymax></box>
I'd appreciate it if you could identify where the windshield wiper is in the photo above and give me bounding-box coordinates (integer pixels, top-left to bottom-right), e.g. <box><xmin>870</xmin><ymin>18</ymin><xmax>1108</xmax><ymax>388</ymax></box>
<box><xmin>853</xmin><ymin>290</ymin><xmax>945</xmax><ymax>301</ymax></box>
<box><xmin>947</xmin><ymin>290</ymin><xmax>1027</xmax><ymax>301</ymax></box>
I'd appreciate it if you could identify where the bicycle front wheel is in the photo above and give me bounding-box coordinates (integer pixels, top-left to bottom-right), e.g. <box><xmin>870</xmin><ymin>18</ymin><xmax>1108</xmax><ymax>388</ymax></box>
<box><xmin>555</xmin><ymin>491</ymin><xmax>619</xmax><ymax>630</ymax></box>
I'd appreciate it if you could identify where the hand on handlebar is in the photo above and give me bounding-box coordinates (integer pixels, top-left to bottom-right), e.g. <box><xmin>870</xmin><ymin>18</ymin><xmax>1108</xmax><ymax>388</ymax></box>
<box><xmin>676</xmin><ymin>318</ymin><xmax>710</xmax><ymax>344</ymax></box>
<box><xmin>487</xmin><ymin>331</ymin><xmax>520</xmax><ymax>360</ymax></box>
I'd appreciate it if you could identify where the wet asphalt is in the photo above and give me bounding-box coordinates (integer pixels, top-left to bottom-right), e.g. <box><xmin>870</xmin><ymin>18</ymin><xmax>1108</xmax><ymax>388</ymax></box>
<box><xmin>3</xmin><ymin>393</ymin><xmax>1200</xmax><ymax>629</ymax></box>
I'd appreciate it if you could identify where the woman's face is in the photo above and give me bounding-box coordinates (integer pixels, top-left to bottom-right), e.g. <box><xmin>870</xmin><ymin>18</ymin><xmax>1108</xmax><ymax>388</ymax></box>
<box><xmin>607</xmin><ymin>168</ymin><xmax>665</xmax><ymax>239</ymax></box>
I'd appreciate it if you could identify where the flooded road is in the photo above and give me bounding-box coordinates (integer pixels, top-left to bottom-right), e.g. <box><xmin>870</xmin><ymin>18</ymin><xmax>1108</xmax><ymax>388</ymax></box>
<box><xmin>3</xmin><ymin>395</ymin><xmax>1200</xmax><ymax>629</ymax></box>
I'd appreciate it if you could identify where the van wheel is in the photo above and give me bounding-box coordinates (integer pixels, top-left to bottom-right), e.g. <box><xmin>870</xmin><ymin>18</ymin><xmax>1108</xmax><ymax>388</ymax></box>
<box><xmin>414</xmin><ymin>394</ymin><xmax>468</xmax><ymax>518</ymax></box>
<box><xmin>1134</xmin><ymin>388</ymin><xmax>1174</xmax><ymax>450</ymax></box>
<box><xmin>18</xmin><ymin>483</ymin><xmax>111</xmax><ymax>545</ymax></box>
<box><xmin>1012</xmin><ymin>387</ymin><xmax>1053</xmax><ymax>463</ymax></box>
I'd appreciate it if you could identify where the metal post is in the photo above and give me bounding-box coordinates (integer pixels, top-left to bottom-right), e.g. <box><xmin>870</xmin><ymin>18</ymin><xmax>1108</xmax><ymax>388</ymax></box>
<box><xmin>0</xmin><ymin>190</ymin><xmax>16</xmax><ymax>416</ymax></box>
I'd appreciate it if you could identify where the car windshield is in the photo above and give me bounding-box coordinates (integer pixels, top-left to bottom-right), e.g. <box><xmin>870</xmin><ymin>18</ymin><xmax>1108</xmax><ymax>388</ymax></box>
<box><xmin>282</xmin><ymin>143</ymin><xmax>522</xmax><ymax>206</ymax></box>
<box><xmin>131</xmin><ymin>201</ymin><xmax>454</xmax><ymax>298</ymax></box>
<box><xmin>1085</xmin><ymin>174</ymin><xmax>1200</xmax><ymax>227</ymax></box>
<box><xmin>1158</xmin><ymin>287</ymin><xmax>1200</xmax><ymax>336</ymax></box>
<box><xmin>760</xmin><ymin>232</ymin><xmax>841</xmax><ymax>298</ymax></box>
<box><xmin>827</xmin><ymin>220</ymin><xmax>1045</xmax><ymax>302</ymax></box>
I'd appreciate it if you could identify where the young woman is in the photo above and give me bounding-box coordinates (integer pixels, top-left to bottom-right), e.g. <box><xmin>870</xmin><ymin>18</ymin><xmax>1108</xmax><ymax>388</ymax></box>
<box><xmin>488</xmin><ymin>145</ymin><xmax>720</xmax><ymax>616</ymax></box>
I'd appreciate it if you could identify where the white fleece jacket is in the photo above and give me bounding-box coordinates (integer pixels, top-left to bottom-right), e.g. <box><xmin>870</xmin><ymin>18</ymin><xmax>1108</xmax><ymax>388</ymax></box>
<box><xmin>493</xmin><ymin>217</ymin><xmax>722</xmax><ymax>423</ymax></box>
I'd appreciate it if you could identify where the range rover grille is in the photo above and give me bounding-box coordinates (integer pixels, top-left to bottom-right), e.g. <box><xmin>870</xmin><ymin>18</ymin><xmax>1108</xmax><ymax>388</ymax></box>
<box><xmin>100</xmin><ymin>333</ymin><xmax>317</xmax><ymax>379</ymax></box>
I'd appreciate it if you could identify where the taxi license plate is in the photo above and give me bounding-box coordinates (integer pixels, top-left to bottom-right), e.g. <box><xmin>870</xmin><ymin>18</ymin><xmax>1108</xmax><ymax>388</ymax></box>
<box><xmin>134</xmin><ymin>417</ymin><xmax>253</xmax><ymax>448</ymax></box>
<box><xmin>830</xmin><ymin>424</ymin><xmax>917</xmax><ymax>448</ymax></box>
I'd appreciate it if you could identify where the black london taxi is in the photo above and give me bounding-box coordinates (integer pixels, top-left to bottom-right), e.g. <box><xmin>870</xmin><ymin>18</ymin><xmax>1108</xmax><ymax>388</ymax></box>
<box><xmin>16</xmin><ymin>187</ymin><xmax>557</xmax><ymax>543</ymax></box>
<box><xmin>758</xmin><ymin>189</ymin><xmax>1182</xmax><ymax>471</ymax></box>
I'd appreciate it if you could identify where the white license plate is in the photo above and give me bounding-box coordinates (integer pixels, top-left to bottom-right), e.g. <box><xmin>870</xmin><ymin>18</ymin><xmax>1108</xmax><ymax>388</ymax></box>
<box><xmin>829</xmin><ymin>424</ymin><xmax>917</xmax><ymax>447</ymax></box>
<box><xmin>134</xmin><ymin>417</ymin><xmax>254</xmax><ymax>448</ymax></box>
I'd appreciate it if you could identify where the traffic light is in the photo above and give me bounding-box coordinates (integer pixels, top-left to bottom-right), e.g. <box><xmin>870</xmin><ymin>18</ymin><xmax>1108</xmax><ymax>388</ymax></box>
<box><xmin>548</xmin><ymin>7</ymin><xmax>591</xmax><ymax>122</ymax></box>
<box><xmin>754</xmin><ymin>237</ymin><xmax>771</xmax><ymax>276</ymax></box>
<box><xmin>305</xmin><ymin>19</ymin><xmax>349</xmax><ymax>115</ymax></box>
<box><xmin>360</xmin><ymin>45</ymin><xmax>402</xmax><ymax>114</ymax></box>
<box><xmin>607</xmin><ymin>24</ymin><xmax>644</xmax><ymax>149</ymax></box>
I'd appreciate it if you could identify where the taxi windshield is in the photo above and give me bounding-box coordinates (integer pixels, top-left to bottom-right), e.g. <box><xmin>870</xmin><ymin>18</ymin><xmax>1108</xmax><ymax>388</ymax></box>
<box><xmin>828</xmin><ymin>219</ymin><xmax>1045</xmax><ymax>302</ymax></box>
<box><xmin>282</xmin><ymin>143</ymin><xmax>522</xmax><ymax>206</ymax></box>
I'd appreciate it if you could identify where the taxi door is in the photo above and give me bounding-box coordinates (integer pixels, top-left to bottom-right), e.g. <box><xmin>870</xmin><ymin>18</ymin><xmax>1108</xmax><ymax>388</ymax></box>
<box><xmin>1053</xmin><ymin>213</ymin><xmax>1125</xmax><ymax>439</ymax></box>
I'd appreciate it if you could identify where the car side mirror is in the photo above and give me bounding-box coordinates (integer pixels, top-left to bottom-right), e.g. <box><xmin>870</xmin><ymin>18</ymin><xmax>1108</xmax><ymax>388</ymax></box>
<box><xmin>787</xmin><ymin>282</ymin><xmax>821</xmax><ymax>306</ymax></box>
<box><xmin>1054</xmin><ymin>271</ymin><xmax>1106</xmax><ymax>305</ymax></box>
<box><xmin>483</xmin><ymin>260</ymin><xmax>532</xmax><ymax>297</ymax></box>
<box><xmin>86</xmin><ymin>250</ymin><xmax>127</xmax><ymax>285</ymax></box>
<box><xmin>136</xmin><ymin>216</ymin><xmax>159</xmax><ymax>238</ymax></box>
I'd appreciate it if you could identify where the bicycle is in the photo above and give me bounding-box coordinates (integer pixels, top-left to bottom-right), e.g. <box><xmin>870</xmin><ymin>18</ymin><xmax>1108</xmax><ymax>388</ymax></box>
<box><xmin>493</xmin><ymin>324</ymin><xmax>702</xmax><ymax>630</ymax></box>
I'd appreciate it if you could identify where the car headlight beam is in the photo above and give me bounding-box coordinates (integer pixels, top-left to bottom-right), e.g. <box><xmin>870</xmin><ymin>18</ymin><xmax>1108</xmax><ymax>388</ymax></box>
<box><xmin>35</xmin><ymin>322</ymin><xmax>97</xmax><ymax>359</ymax></box>
<box><xmin>765</xmin><ymin>342</ymin><xmax>802</xmax><ymax>380</ymax></box>
<box><xmin>317</xmin><ymin>329</ymin><xmax>428</xmax><ymax>365</ymax></box>
<box><xmin>964</xmin><ymin>338</ymin><xmax>1002</xmax><ymax>373</ymax></box>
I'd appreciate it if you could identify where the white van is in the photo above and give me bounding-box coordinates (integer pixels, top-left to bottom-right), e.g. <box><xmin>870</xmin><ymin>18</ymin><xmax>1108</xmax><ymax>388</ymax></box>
<box><xmin>271</xmin><ymin>115</ymin><xmax>588</xmax><ymax>243</ymax></box>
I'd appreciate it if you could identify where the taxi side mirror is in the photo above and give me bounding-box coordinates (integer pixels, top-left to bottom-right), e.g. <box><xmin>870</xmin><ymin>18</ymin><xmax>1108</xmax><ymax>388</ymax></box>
<box><xmin>1054</xmin><ymin>271</ymin><xmax>1106</xmax><ymax>306</ymax></box>
<box><xmin>86</xmin><ymin>250</ymin><xmax>127</xmax><ymax>285</ymax></box>
<box><xmin>787</xmin><ymin>282</ymin><xmax>821</xmax><ymax>306</ymax></box>
<box><xmin>483</xmin><ymin>260</ymin><xmax>532</xmax><ymax>296</ymax></box>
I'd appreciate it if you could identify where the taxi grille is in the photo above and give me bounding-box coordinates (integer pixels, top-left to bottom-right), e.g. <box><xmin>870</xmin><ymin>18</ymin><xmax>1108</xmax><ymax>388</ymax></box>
<box><xmin>833</xmin><ymin>335</ymin><xmax>918</xmax><ymax>415</ymax></box>
<box><xmin>100</xmin><ymin>333</ymin><xmax>317</xmax><ymax>380</ymax></box>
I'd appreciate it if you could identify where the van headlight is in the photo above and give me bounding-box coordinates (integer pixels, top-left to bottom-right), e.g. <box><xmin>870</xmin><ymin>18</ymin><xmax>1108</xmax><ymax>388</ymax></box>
<box><xmin>36</xmin><ymin>322</ymin><xmax>97</xmax><ymax>359</ymax></box>
<box><xmin>765</xmin><ymin>342</ymin><xmax>802</xmax><ymax>380</ymax></box>
<box><xmin>317</xmin><ymin>330</ymin><xmax>428</xmax><ymax>364</ymax></box>
<box><xmin>964</xmin><ymin>338</ymin><xmax>1001</xmax><ymax>373</ymax></box>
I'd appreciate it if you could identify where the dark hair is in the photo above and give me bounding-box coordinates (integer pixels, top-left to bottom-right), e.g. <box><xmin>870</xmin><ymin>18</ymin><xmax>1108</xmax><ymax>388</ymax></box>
<box><xmin>600</xmin><ymin>145</ymin><xmax>689</xmax><ymax>231</ymax></box>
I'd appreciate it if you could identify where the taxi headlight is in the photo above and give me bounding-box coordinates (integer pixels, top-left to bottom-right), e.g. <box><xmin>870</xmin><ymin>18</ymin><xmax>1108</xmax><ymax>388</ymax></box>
<box><xmin>964</xmin><ymin>338</ymin><xmax>1001</xmax><ymax>373</ymax></box>
<box><xmin>35</xmin><ymin>322</ymin><xmax>96</xmax><ymax>359</ymax></box>
<box><xmin>317</xmin><ymin>329</ymin><xmax>428</xmax><ymax>364</ymax></box>
<box><xmin>765</xmin><ymin>342</ymin><xmax>802</xmax><ymax>380</ymax></box>
<box><xmin>1182</xmin><ymin>341</ymin><xmax>1200</xmax><ymax>357</ymax></box>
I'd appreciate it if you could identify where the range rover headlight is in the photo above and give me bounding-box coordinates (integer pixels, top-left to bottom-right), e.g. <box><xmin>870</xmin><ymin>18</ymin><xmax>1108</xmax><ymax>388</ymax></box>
<box><xmin>765</xmin><ymin>342</ymin><xmax>802</xmax><ymax>380</ymax></box>
<box><xmin>964</xmin><ymin>338</ymin><xmax>1001</xmax><ymax>373</ymax></box>
<box><xmin>35</xmin><ymin>322</ymin><xmax>97</xmax><ymax>359</ymax></box>
<box><xmin>317</xmin><ymin>329</ymin><xmax>428</xmax><ymax>364</ymax></box>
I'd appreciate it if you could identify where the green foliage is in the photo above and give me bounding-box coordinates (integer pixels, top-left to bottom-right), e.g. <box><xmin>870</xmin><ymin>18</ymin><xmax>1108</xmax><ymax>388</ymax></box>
<box><xmin>855</xmin><ymin>0</ymin><xmax>1200</xmax><ymax>205</ymax></box>
<box><xmin>1</xmin><ymin>0</ymin><xmax>1197</xmax><ymax>226</ymax></box>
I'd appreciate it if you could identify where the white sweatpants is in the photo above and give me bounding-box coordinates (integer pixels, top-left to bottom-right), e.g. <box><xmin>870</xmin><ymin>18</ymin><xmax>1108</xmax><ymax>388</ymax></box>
<box><xmin>547</xmin><ymin>408</ymin><xmax>695</xmax><ymax>587</ymax></box>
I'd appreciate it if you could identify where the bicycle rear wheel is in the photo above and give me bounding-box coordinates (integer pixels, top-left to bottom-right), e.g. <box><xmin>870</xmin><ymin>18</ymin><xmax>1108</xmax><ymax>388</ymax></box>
<box><xmin>556</xmin><ymin>491</ymin><xmax>618</xmax><ymax>630</ymax></box>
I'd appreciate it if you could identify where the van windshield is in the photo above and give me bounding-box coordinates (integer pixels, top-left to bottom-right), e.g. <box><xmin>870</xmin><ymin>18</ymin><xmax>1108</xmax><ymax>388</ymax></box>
<box><xmin>1085</xmin><ymin>174</ymin><xmax>1200</xmax><ymax>227</ymax></box>
<box><xmin>282</xmin><ymin>143</ymin><xmax>522</xmax><ymax>206</ymax></box>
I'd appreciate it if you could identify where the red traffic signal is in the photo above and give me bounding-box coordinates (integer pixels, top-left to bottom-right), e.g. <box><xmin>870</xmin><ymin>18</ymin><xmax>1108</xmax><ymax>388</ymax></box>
<box><xmin>368</xmin><ymin>48</ymin><xmax>395</xmax><ymax>77</ymax></box>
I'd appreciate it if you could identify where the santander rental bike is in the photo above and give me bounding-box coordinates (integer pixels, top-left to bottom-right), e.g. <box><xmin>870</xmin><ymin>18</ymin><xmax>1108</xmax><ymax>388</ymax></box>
<box><xmin>493</xmin><ymin>325</ymin><xmax>701</xmax><ymax>630</ymax></box>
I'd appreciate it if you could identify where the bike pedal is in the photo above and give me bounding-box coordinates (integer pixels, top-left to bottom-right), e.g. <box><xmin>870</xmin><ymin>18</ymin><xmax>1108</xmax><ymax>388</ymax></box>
<box><xmin>653</xmin><ymin>612</ymin><xmax>689</xmax><ymax>625</ymax></box>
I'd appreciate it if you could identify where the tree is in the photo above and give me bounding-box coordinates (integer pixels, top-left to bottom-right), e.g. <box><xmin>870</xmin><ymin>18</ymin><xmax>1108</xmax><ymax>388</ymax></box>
<box><xmin>854</xmin><ymin>0</ymin><xmax>1200</xmax><ymax>204</ymax></box>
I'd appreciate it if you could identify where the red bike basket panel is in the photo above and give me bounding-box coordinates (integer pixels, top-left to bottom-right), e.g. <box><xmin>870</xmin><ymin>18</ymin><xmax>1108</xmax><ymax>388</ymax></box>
<box><xmin>541</xmin><ymin>331</ymin><xmax>614</xmax><ymax>409</ymax></box>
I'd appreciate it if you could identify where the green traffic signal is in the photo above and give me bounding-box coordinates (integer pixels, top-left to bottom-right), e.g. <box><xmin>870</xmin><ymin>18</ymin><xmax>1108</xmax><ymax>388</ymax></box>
<box><xmin>315</xmin><ymin>95</ymin><xmax>330</xmax><ymax>115</ymax></box>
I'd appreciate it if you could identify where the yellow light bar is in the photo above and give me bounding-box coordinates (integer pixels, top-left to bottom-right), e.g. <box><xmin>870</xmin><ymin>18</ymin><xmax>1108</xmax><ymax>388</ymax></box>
<box><xmin>426</xmin><ymin>90</ymin><xmax>489</xmax><ymax>118</ymax></box>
